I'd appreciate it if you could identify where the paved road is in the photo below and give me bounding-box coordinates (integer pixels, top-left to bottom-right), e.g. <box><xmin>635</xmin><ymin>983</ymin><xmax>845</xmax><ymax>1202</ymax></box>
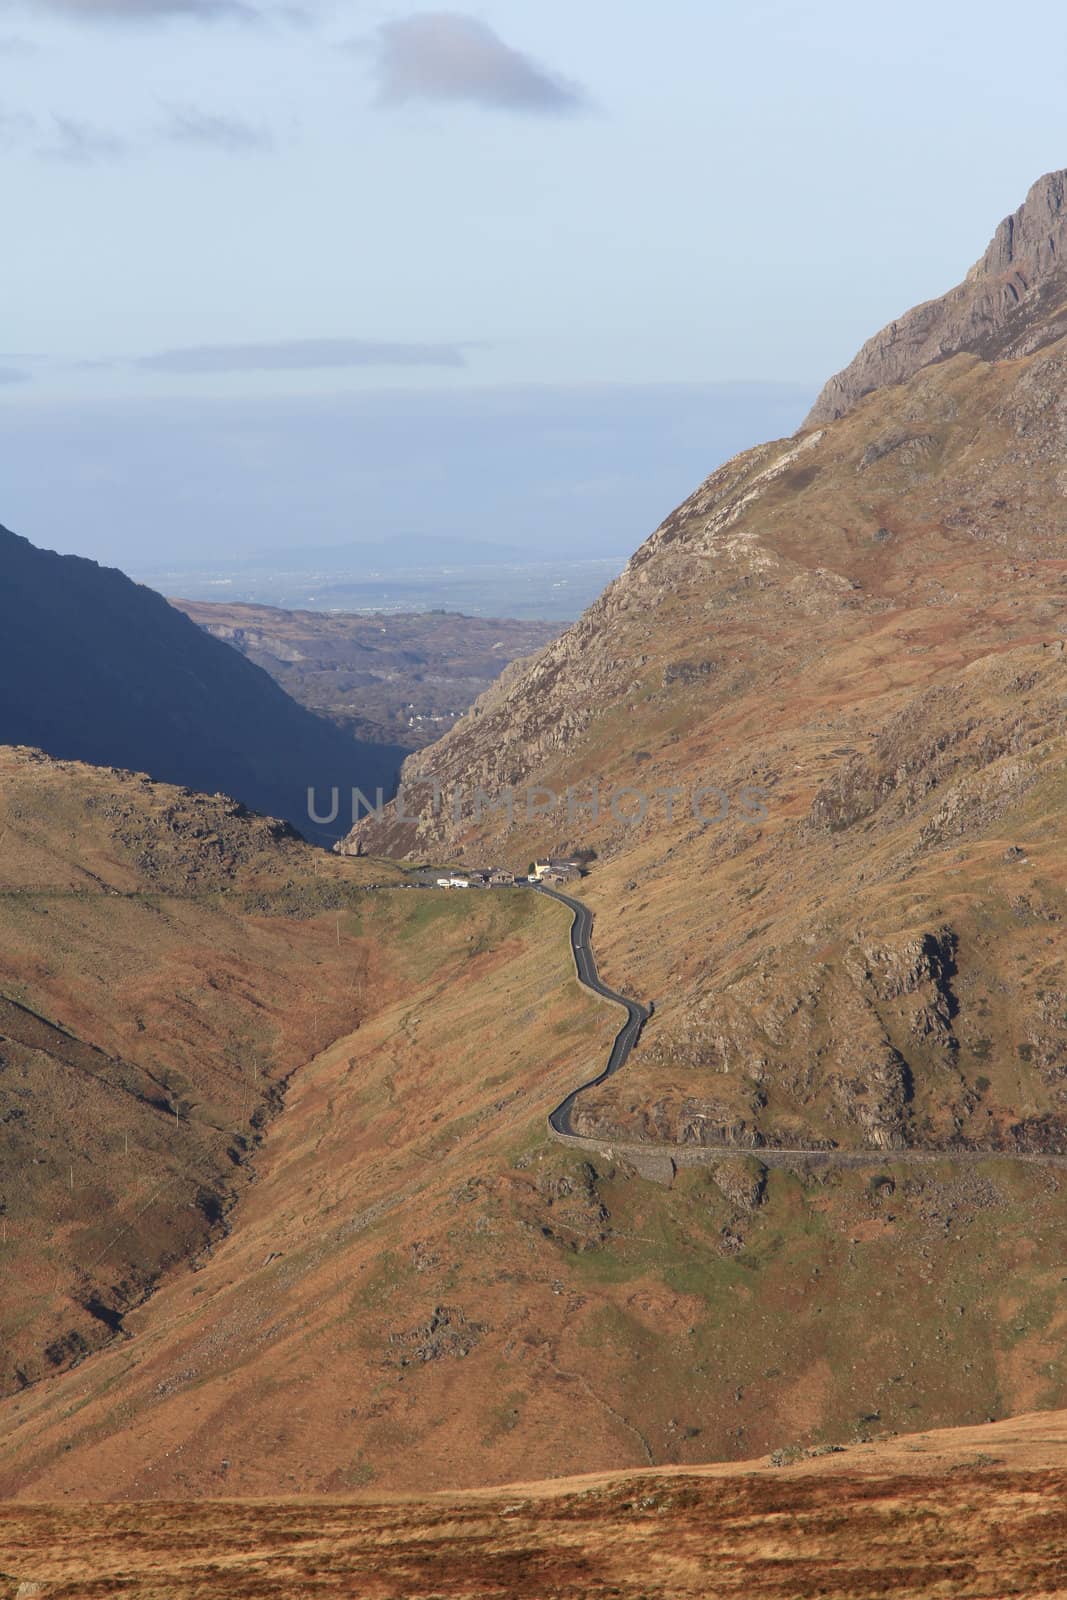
<box><xmin>533</xmin><ymin>881</ymin><xmax>1067</xmax><ymax>1174</ymax></box>
<box><xmin>532</xmin><ymin>883</ymin><xmax>652</xmax><ymax>1138</ymax></box>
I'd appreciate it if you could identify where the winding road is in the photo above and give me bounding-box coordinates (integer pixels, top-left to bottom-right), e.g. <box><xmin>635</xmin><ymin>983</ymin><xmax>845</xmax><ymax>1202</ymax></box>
<box><xmin>534</xmin><ymin>881</ymin><xmax>1067</xmax><ymax>1177</ymax></box>
<box><xmin>533</xmin><ymin>883</ymin><xmax>651</xmax><ymax>1138</ymax></box>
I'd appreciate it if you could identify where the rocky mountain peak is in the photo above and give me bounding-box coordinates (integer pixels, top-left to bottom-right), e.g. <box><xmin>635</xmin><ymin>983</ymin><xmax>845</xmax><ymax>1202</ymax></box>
<box><xmin>806</xmin><ymin>167</ymin><xmax>1067</xmax><ymax>425</ymax></box>
<box><xmin>970</xmin><ymin>167</ymin><xmax>1066</xmax><ymax>282</ymax></box>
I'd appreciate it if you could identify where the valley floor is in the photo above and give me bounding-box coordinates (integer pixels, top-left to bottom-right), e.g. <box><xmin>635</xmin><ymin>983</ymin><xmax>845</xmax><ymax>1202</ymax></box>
<box><xmin>4</xmin><ymin>1409</ymin><xmax>1067</xmax><ymax>1597</ymax></box>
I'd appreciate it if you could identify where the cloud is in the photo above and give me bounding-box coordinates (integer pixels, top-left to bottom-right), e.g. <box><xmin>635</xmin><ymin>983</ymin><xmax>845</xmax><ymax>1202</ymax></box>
<box><xmin>38</xmin><ymin>114</ymin><xmax>128</xmax><ymax>163</ymax></box>
<box><xmin>369</xmin><ymin>12</ymin><xmax>589</xmax><ymax>115</ymax></box>
<box><xmin>31</xmin><ymin>0</ymin><xmax>259</xmax><ymax>20</ymax></box>
<box><xmin>136</xmin><ymin>338</ymin><xmax>472</xmax><ymax>374</ymax></box>
<box><xmin>160</xmin><ymin>106</ymin><xmax>273</xmax><ymax>151</ymax></box>
<box><xmin>0</xmin><ymin>365</ymin><xmax>30</xmax><ymax>384</ymax></box>
<box><xmin>0</xmin><ymin>102</ymin><xmax>275</xmax><ymax>161</ymax></box>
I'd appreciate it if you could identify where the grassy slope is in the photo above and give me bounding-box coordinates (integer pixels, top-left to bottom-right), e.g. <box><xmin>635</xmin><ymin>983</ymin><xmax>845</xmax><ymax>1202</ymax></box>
<box><xmin>4</xmin><ymin>797</ymin><xmax>1067</xmax><ymax>1494</ymax></box>
<box><xmin>0</xmin><ymin>748</ymin><xmax>404</xmax><ymax>1391</ymax></box>
<box><xmin>5</xmin><ymin>1411</ymin><xmax>1067</xmax><ymax>1596</ymax></box>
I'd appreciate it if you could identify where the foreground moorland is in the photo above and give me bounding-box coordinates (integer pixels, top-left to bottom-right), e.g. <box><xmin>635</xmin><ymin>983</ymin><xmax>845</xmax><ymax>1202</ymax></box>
<box><xmin>4</xmin><ymin>1409</ymin><xmax>1067</xmax><ymax>1597</ymax></box>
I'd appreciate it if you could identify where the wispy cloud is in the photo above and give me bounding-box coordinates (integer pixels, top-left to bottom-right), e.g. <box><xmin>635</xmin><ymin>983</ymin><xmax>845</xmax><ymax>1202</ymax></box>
<box><xmin>368</xmin><ymin>12</ymin><xmax>589</xmax><ymax>116</ymax></box>
<box><xmin>0</xmin><ymin>365</ymin><xmax>30</xmax><ymax>384</ymax></box>
<box><xmin>31</xmin><ymin>0</ymin><xmax>260</xmax><ymax>20</ymax></box>
<box><xmin>38</xmin><ymin>114</ymin><xmax>128</xmax><ymax>163</ymax></box>
<box><xmin>160</xmin><ymin>106</ymin><xmax>273</xmax><ymax>151</ymax></box>
<box><xmin>137</xmin><ymin>338</ymin><xmax>472</xmax><ymax>374</ymax></box>
<box><xmin>0</xmin><ymin>104</ymin><xmax>277</xmax><ymax>161</ymax></box>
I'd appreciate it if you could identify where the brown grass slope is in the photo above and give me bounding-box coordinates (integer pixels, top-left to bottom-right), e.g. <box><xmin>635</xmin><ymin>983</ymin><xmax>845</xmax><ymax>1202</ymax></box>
<box><xmin>0</xmin><ymin>748</ymin><xmax>401</xmax><ymax>1394</ymax></box>
<box><xmin>6</xmin><ymin>1411</ymin><xmax>1067</xmax><ymax>1597</ymax></box>
<box><xmin>6</xmin><ymin>807</ymin><xmax>1067</xmax><ymax>1497</ymax></box>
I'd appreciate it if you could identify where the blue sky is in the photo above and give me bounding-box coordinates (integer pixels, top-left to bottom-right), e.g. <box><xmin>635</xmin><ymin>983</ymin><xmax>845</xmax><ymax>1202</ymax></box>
<box><xmin>1</xmin><ymin>0</ymin><xmax>1065</xmax><ymax>565</ymax></box>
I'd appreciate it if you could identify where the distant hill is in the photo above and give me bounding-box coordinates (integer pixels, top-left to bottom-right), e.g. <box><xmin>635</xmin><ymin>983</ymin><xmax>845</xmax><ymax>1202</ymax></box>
<box><xmin>0</xmin><ymin>525</ymin><xmax>404</xmax><ymax>841</ymax></box>
<box><xmin>159</xmin><ymin>533</ymin><xmax>530</xmax><ymax>574</ymax></box>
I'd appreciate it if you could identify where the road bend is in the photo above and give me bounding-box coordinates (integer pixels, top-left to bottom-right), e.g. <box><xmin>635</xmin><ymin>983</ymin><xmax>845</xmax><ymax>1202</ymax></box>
<box><xmin>532</xmin><ymin>882</ymin><xmax>651</xmax><ymax>1138</ymax></box>
<box><xmin>533</xmin><ymin>881</ymin><xmax>1067</xmax><ymax>1173</ymax></box>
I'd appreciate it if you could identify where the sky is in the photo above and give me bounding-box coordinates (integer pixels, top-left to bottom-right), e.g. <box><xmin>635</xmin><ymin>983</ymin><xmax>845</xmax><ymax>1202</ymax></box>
<box><xmin>1</xmin><ymin>0</ymin><xmax>1065</xmax><ymax>568</ymax></box>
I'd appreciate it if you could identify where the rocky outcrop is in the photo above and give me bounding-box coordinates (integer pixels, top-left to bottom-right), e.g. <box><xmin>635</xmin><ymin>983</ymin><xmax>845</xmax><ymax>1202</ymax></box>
<box><xmin>386</xmin><ymin>1306</ymin><xmax>487</xmax><ymax>1367</ymax></box>
<box><xmin>710</xmin><ymin>1155</ymin><xmax>767</xmax><ymax>1211</ymax></box>
<box><xmin>807</xmin><ymin>170</ymin><xmax>1067</xmax><ymax>424</ymax></box>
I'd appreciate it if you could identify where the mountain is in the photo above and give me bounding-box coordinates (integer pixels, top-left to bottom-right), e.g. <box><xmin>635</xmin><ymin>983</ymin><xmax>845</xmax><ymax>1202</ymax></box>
<box><xmin>0</xmin><ymin>525</ymin><xmax>405</xmax><ymax>841</ymax></box>
<box><xmin>346</xmin><ymin>170</ymin><xmax>1067</xmax><ymax>1159</ymax></box>
<box><xmin>807</xmin><ymin>168</ymin><xmax>1067</xmax><ymax>424</ymax></box>
<box><xmin>7</xmin><ymin>173</ymin><xmax>1067</xmax><ymax>1506</ymax></box>
<box><xmin>170</xmin><ymin>598</ymin><xmax>560</xmax><ymax>750</ymax></box>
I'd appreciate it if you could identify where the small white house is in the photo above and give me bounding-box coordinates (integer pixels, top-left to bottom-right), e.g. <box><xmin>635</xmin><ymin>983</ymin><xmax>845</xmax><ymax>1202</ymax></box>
<box><xmin>533</xmin><ymin>858</ymin><xmax>581</xmax><ymax>883</ymax></box>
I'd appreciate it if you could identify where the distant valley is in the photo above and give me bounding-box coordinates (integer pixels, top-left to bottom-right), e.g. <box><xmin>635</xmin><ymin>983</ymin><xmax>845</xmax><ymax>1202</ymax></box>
<box><xmin>172</xmin><ymin>599</ymin><xmax>561</xmax><ymax>751</ymax></box>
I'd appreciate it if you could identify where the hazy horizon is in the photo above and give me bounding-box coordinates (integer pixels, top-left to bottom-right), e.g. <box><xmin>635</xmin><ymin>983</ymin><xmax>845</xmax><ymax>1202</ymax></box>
<box><xmin>2</xmin><ymin>0</ymin><xmax>1064</xmax><ymax>572</ymax></box>
<box><xmin>0</xmin><ymin>380</ymin><xmax>814</xmax><ymax>569</ymax></box>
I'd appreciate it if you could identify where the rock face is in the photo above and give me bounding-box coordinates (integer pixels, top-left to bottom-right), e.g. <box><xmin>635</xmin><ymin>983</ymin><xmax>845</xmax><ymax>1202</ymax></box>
<box><xmin>806</xmin><ymin>169</ymin><xmax>1067</xmax><ymax>425</ymax></box>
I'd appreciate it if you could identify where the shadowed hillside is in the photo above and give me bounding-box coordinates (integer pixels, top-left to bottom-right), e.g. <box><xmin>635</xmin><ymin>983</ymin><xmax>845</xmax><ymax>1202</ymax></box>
<box><xmin>0</xmin><ymin>526</ymin><xmax>404</xmax><ymax>842</ymax></box>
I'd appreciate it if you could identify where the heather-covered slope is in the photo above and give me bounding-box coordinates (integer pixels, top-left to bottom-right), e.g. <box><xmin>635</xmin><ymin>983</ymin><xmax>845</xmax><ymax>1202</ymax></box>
<box><xmin>8</xmin><ymin>1411</ymin><xmax>1067</xmax><ymax>1600</ymax></box>
<box><xmin>0</xmin><ymin>526</ymin><xmax>404</xmax><ymax>841</ymax></box>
